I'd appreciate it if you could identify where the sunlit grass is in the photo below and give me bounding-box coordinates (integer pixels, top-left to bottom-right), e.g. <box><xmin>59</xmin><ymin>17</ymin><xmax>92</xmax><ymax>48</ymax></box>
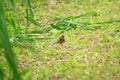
<box><xmin>0</xmin><ymin>0</ymin><xmax>120</xmax><ymax>80</ymax></box>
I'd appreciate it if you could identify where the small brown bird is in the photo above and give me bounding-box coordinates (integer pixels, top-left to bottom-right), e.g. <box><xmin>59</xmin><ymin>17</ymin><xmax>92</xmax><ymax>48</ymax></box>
<box><xmin>57</xmin><ymin>35</ymin><xmax>65</xmax><ymax>44</ymax></box>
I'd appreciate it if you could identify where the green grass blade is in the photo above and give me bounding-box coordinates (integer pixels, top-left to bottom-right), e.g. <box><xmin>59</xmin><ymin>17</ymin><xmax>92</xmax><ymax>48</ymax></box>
<box><xmin>0</xmin><ymin>3</ymin><xmax>22</xmax><ymax>80</ymax></box>
<box><xmin>26</xmin><ymin>0</ymin><xmax>34</xmax><ymax>17</ymax></box>
<box><xmin>7</xmin><ymin>18</ymin><xmax>16</xmax><ymax>29</ymax></box>
<box><xmin>25</xmin><ymin>16</ymin><xmax>41</xmax><ymax>26</ymax></box>
<box><xmin>20</xmin><ymin>37</ymin><xmax>52</xmax><ymax>42</ymax></box>
<box><xmin>0</xmin><ymin>63</ymin><xmax>4</xmax><ymax>80</ymax></box>
<box><xmin>22</xmin><ymin>0</ymin><xmax>34</xmax><ymax>17</ymax></box>
<box><xmin>24</xmin><ymin>37</ymin><xmax>52</xmax><ymax>41</ymax></box>
<box><xmin>31</xmin><ymin>27</ymin><xmax>52</xmax><ymax>34</ymax></box>
<box><xmin>62</xmin><ymin>11</ymin><xmax>98</xmax><ymax>21</ymax></box>
<box><xmin>51</xmin><ymin>24</ymin><xmax>64</xmax><ymax>30</ymax></box>
<box><xmin>96</xmin><ymin>20</ymin><xmax>120</xmax><ymax>24</ymax></box>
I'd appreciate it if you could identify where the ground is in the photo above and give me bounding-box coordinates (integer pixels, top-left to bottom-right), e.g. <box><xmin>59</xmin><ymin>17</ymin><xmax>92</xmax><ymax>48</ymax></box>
<box><xmin>1</xmin><ymin>0</ymin><xmax>120</xmax><ymax>80</ymax></box>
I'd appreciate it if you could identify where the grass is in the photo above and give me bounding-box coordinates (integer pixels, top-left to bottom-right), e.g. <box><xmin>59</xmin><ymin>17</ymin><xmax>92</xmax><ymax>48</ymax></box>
<box><xmin>0</xmin><ymin>0</ymin><xmax>120</xmax><ymax>80</ymax></box>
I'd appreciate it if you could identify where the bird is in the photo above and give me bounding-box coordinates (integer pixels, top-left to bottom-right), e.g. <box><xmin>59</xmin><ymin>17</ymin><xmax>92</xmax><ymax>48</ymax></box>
<box><xmin>57</xmin><ymin>35</ymin><xmax>65</xmax><ymax>44</ymax></box>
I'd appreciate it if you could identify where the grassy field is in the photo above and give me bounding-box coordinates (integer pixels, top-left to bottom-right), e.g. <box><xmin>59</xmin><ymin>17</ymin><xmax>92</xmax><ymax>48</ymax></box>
<box><xmin>0</xmin><ymin>0</ymin><xmax>120</xmax><ymax>80</ymax></box>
